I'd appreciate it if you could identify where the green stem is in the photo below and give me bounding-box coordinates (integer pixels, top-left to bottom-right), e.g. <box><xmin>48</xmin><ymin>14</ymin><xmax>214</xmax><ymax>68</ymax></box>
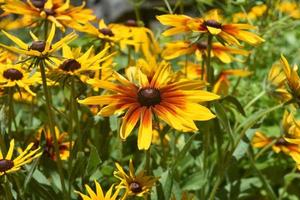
<box><xmin>133</xmin><ymin>3</ymin><xmax>142</xmax><ymax>24</ymax></box>
<box><xmin>278</xmin><ymin>166</ymin><xmax>297</xmax><ymax>200</ymax></box>
<box><xmin>39</xmin><ymin>60</ymin><xmax>67</xmax><ymax>199</ymax></box>
<box><xmin>4</xmin><ymin>176</ymin><xmax>13</xmax><ymax>200</ymax></box>
<box><xmin>206</xmin><ymin>35</ymin><xmax>214</xmax><ymax>91</ymax></box>
<box><xmin>163</xmin><ymin>0</ymin><xmax>173</xmax><ymax>14</ymax></box>
<box><xmin>7</xmin><ymin>87</ymin><xmax>14</xmax><ymax>137</ymax></box>
<box><xmin>145</xmin><ymin>148</ymin><xmax>151</xmax><ymax>174</ymax></box>
<box><xmin>244</xmin><ymin>90</ymin><xmax>266</xmax><ymax>110</ymax></box>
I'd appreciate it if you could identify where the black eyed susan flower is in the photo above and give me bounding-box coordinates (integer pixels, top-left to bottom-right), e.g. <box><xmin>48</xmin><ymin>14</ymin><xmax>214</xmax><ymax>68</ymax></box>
<box><xmin>75</xmin><ymin>180</ymin><xmax>120</xmax><ymax>200</ymax></box>
<box><xmin>0</xmin><ymin>23</ymin><xmax>77</xmax><ymax>59</ymax></box>
<box><xmin>2</xmin><ymin>0</ymin><xmax>96</xmax><ymax>31</ymax></box>
<box><xmin>0</xmin><ymin>62</ymin><xmax>41</xmax><ymax>96</ymax></box>
<box><xmin>280</xmin><ymin>55</ymin><xmax>300</xmax><ymax>102</ymax></box>
<box><xmin>0</xmin><ymin>139</ymin><xmax>42</xmax><ymax>176</ymax></box>
<box><xmin>48</xmin><ymin>44</ymin><xmax>113</xmax><ymax>79</ymax></box>
<box><xmin>157</xmin><ymin>9</ymin><xmax>265</xmax><ymax>46</ymax></box>
<box><xmin>79</xmin><ymin>64</ymin><xmax>219</xmax><ymax>150</ymax></box>
<box><xmin>114</xmin><ymin>159</ymin><xmax>158</xmax><ymax>199</ymax></box>
<box><xmin>277</xmin><ymin>1</ymin><xmax>300</xmax><ymax>19</ymax></box>
<box><xmin>162</xmin><ymin>41</ymin><xmax>249</xmax><ymax>63</ymax></box>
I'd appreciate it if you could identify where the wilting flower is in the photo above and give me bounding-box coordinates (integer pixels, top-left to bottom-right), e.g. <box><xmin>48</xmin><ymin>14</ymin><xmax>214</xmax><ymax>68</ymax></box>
<box><xmin>252</xmin><ymin>111</ymin><xmax>300</xmax><ymax>166</ymax></box>
<box><xmin>277</xmin><ymin>1</ymin><xmax>300</xmax><ymax>19</ymax></box>
<box><xmin>75</xmin><ymin>180</ymin><xmax>120</xmax><ymax>200</ymax></box>
<box><xmin>1</xmin><ymin>0</ymin><xmax>96</xmax><ymax>31</ymax></box>
<box><xmin>0</xmin><ymin>61</ymin><xmax>41</xmax><ymax>96</ymax></box>
<box><xmin>162</xmin><ymin>41</ymin><xmax>249</xmax><ymax>63</ymax></box>
<box><xmin>0</xmin><ymin>139</ymin><xmax>42</xmax><ymax>176</ymax></box>
<box><xmin>48</xmin><ymin>44</ymin><xmax>113</xmax><ymax>79</ymax></box>
<box><xmin>213</xmin><ymin>69</ymin><xmax>252</xmax><ymax>95</ymax></box>
<box><xmin>157</xmin><ymin>9</ymin><xmax>264</xmax><ymax>46</ymax></box>
<box><xmin>232</xmin><ymin>4</ymin><xmax>267</xmax><ymax>22</ymax></box>
<box><xmin>114</xmin><ymin>159</ymin><xmax>158</xmax><ymax>199</ymax></box>
<box><xmin>37</xmin><ymin>126</ymin><xmax>72</xmax><ymax>160</ymax></box>
<box><xmin>266</xmin><ymin>63</ymin><xmax>292</xmax><ymax>102</ymax></box>
<box><xmin>110</xmin><ymin>19</ymin><xmax>161</xmax><ymax>57</ymax></box>
<box><xmin>280</xmin><ymin>55</ymin><xmax>300</xmax><ymax>102</ymax></box>
<box><xmin>79</xmin><ymin>64</ymin><xmax>219</xmax><ymax>150</ymax></box>
<box><xmin>0</xmin><ymin>23</ymin><xmax>77</xmax><ymax>59</ymax></box>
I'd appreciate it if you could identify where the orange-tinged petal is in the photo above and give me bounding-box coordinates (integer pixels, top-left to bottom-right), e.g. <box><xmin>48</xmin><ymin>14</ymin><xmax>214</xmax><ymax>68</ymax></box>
<box><xmin>78</xmin><ymin>95</ymin><xmax>115</xmax><ymax>105</ymax></box>
<box><xmin>138</xmin><ymin>108</ymin><xmax>152</xmax><ymax>150</ymax></box>
<box><xmin>120</xmin><ymin>106</ymin><xmax>142</xmax><ymax>139</ymax></box>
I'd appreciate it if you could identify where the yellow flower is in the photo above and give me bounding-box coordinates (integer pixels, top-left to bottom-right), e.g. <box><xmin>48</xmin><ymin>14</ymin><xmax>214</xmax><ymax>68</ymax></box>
<box><xmin>75</xmin><ymin>180</ymin><xmax>120</xmax><ymax>200</ymax></box>
<box><xmin>280</xmin><ymin>55</ymin><xmax>300</xmax><ymax>101</ymax></box>
<box><xmin>75</xmin><ymin>19</ymin><xmax>125</xmax><ymax>43</ymax></box>
<box><xmin>0</xmin><ymin>23</ymin><xmax>77</xmax><ymax>58</ymax></box>
<box><xmin>157</xmin><ymin>10</ymin><xmax>264</xmax><ymax>46</ymax></box>
<box><xmin>79</xmin><ymin>64</ymin><xmax>219</xmax><ymax>150</ymax></box>
<box><xmin>48</xmin><ymin>44</ymin><xmax>113</xmax><ymax>78</ymax></box>
<box><xmin>277</xmin><ymin>1</ymin><xmax>300</xmax><ymax>19</ymax></box>
<box><xmin>110</xmin><ymin>20</ymin><xmax>161</xmax><ymax>57</ymax></box>
<box><xmin>114</xmin><ymin>159</ymin><xmax>158</xmax><ymax>199</ymax></box>
<box><xmin>162</xmin><ymin>41</ymin><xmax>249</xmax><ymax>63</ymax></box>
<box><xmin>0</xmin><ymin>48</ymin><xmax>17</xmax><ymax>63</ymax></box>
<box><xmin>282</xmin><ymin>111</ymin><xmax>300</xmax><ymax>144</ymax></box>
<box><xmin>0</xmin><ymin>62</ymin><xmax>41</xmax><ymax>96</ymax></box>
<box><xmin>0</xmin><ymin>139</ymin><xmax>42</xmax><ymax>176</ymax></box>
<box><xmin>1</xmin><ymin>0</ymin><xmax>96</xmax><ymax>31</ymax></box>
<box><xmin>0</xmin><ymin>15</ymin><xmax>31</xmax><ymax>30</ymax></box>
<box><xmin>267</xmin><ymin>63</ymin><xmax>292</xmax><ymax>102</ymax></box>
<box><xmin>232</xmin><ymin>4</ymin><xmax>267</xmax><ymax>23</ymax></box>
<box><xmin>13</xmin><ymin>91</ymin><xmax>35</xmax><ymax>103</ymax></box>
<box><xmin>36</xmin><ymin>126</ymin><xmax>73</xmax><ymax>160</ymax></box>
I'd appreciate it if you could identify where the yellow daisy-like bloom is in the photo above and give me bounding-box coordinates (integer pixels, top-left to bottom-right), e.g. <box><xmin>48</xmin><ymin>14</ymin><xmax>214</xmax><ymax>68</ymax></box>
<box><xmin>110</xmin><ymin>20</ymin><xmax>161</xmax><ymax>57</ymax></box>
<box><xmin>232</xmin><ymin>4</ymin><xmax>267</xmax><ymax>23</ymax></box>
<box><xmin>2</xmin><ymin>0</ymin><xmax>96</xmax><ymax>31</ymax></box>
<box><xmin>267</xmin><ymin>63</ymin><xmax>292</xmax><ymax>102</ymax></box>
<box><xmin>36</xmin><ymin>126</ymin><xmax>73</xmax><ymax>160</ymax></box>
<box><xmin>75</xmin><ymin>19</ymin><xmax>125</xmax><ymax>43</ymax></box>
<box><xmin>280</xmin><ymin>55</ymin><xmax>300</xmax><ymax>101</ymax></box>
<box><xmin>75</xmin><ymin>181</ymin><xmax>120</xmax><ymax>200</ymax></box>
<box><xmin>49</xmin><ymin>44</ymin><xmax>113</xmax><ymax>78</ymax></box>
<box><xmin>13</xmin><ymin>91</ymin><xmax>35</xmax><ymax>103</ymax></box>
<box><xmin>0</xmin><ymin>23</ymin><xmax>77</xmax><ymax>58</ymax></box>
<box><xmin>162</xmin><ymin>41</ymin><xmax>249</xmax><ymax>63</ymax></box>
<box><xmin>114</xmin><ymin>159</ymin><xmax>158</xmax><ymax>199</ymax></box>
<box><xmin>0</xmin><ymin>62</ymin><xmax>41</xmax><ymax>96</ymax></box>
<box><xmin>0</xmin><ymin>139</ymin><xmax>42</xmax><ymax>176</ymax></box>
<box><xmin>79</xmin><ymin>64</ymin><xmax>219</xmax><ymax>150</ymax></box>
<box><xmin>157</xmin><ymin>10</ymin><xmax>264</xmax><ymax>46</ymax></box>
<box><xmin>282</xmin><ymin>111</ymin><xmax>300</xmax><ymax>145</ymax></box>
<box><xmin>277</xmin><ymin>1</ymin><xmax>300</xmax><ymax>19</ymax></box>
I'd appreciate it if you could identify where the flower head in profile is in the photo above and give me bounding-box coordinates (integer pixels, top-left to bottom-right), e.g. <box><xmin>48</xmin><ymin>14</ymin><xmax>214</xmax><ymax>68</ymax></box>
<box><xmin>36</xmin><ymin>126</ymin><xmax>73</xmax><ymax>160</ymax></box>
<box><xmin>79</xmin><ymin>63</ymin><xmax>219</xmax><ymax>150</ymax></box>
<box><xmin>162</xmin><ymin>41</ymin><xmax>249</xmax><ymax>63</ymax></box>
<box><xmin>1</xmin><ymin>0</ymin><xmax>96</xmax><ymax>31</ymax></box>
<box><xmin>277</xmin><ymin>1</ymin><xmax>300</xmax><ymax>19</ymax></box>
<box><xmin>232</xmin><ymin>4</ymin><xmax>267</xmax><ymax>23</ymax></box>
<box><xmin>0</xmin><ymin>23</ymin><xmax>77</xmax><ymax>59</ymax></box>
<box><xmin>280</xmin><ymin>55</ymin><xmax>300</xmax><ymax>103</ymax></box>
<box><xmin>114</xmin><ymin>159</ymin><xmax>158</xmax><ymax>199</ymax></box>
<box><xmin>0</xmin><ymin>139</ymin><xmax>42</xmax><ymax>176</ymax></box>
<box><xmin>75</xmin><ymin>180</ymin><xmax>120</xmax><ymax>200</ymax></box>
<box><xmin>267</xmin><ymin>63</ymin><xmax>292</xmax><ymax>102</ymax></box>
<box><xmin>157</xmin><ymin>9</ymin><xmax>264</xmax><ymax>46</ymax></box>
<box><xmin>0</xmin><ymin>61</ymin><xmax>41</xmax><ymax>96</ymax></box>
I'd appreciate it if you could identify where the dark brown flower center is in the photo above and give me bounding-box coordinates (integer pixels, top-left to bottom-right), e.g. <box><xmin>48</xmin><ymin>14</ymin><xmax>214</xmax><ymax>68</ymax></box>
<box><xmin>196</xmin><ymin>42</ymin><xmax>208</xmax><ymax>50</ymax></box>
<box><xmin>44</xmin><ymin>8</ymin><xmax>55</xmax><ymax>15</ymax></box>
<box><xmin>137</xmin><ymin>88</ymin><xmax>161</xmax><ymax>107</ymax></box>
<box><xmin>59</xmin><ymin>59</ymin><xmax>81</xmax><ymax>72</ymax></box>
<box><xmin>125</xmin><ymin>19</ymin><xmax>138</xmax><ymax>27</ymax></box>
<box><xmin>129</xmin><ymin>181</ymin><xmax>142</xmax><ymax>193</ymax></box>
<box><xmin>204</xmin><ymin>20</ymin><xmax>222</xmax><ymax>29</ymax></box>
<box><xmin>0</xmin><ymin>159</ymin><xmax>14</xmax><ymax>172</ymax></box>
<box><xmin>29</xmin><ymin>41</ymin><xmax>46</xmax><ymax>52</ymax></box>
<box><xmin>30</xmin><ymin>0</ymin><xmax>46</xmax><ymax>8</ymax></box>
<box><xmin>275</xmin><ymin>137</ymin><xmax>289</xmax><ymax>146</ymax></box>
<box><xmin>3</xmin><ymin>68</ymin><xmax>24</xmax><ymax>81</ymax></box>
<box><xmin>99</xmin><ymin>28</ymin><xmax>114</xmax><ymax>37</ymax></box>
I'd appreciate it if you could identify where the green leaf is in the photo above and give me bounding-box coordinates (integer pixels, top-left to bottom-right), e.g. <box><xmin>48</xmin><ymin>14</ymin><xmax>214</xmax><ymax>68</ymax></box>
<box><xmin>233</xmin><ymin>129</ymin><xmax>256</xmax><ymax>161</ymax></box>
<box><xmin>163</xmin><ymin>170</ymin><xmax>173</xmax><ymax>200</ymax></box>
<box><xmin>24</xmin><ymin>158</ymin><xmax>40</xmax><ymax>191</ymax></box>
<box><xmin>86</xmin><ymin>145</ymin><xmax>102</xmax><ymax>175</ymax></box>
<box><xmin>222</xmin><ymin>95</ymin><xmax>246</xmax><ymax>116</ymax></box>
<box><xmin>181</xmin><ymin>172</ymin><xmax>206</xmax><ymax>190</ymax></box>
